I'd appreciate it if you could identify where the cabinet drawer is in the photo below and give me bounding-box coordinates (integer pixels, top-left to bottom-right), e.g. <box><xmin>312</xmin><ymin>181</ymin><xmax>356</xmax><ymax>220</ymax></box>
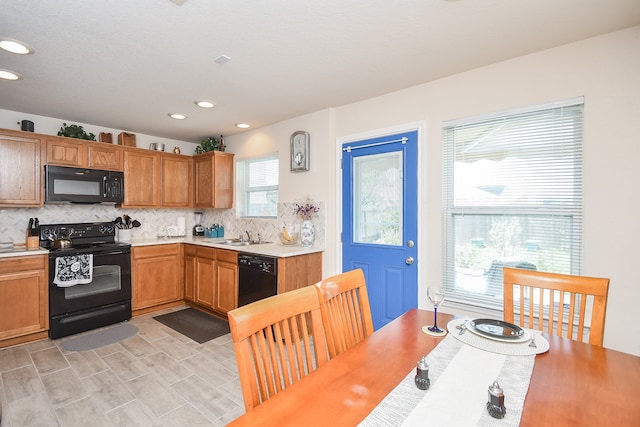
<box><xmin>133</xmin><ymin>244</ymin><xmax>180</xmax><ymax>259</ymax></box>
<box><xmin>216</xmin><ymin>249</ymin><xmax>238</xmax><ymax>264</ymax></box>
<box><xmin>0</xmin><ymin>255</ymin><xmax>46</xmax><ymax>274</ymax></box>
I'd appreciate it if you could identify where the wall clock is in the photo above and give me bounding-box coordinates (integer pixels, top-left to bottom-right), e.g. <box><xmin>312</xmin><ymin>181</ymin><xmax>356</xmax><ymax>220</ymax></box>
<box><xmin>290</xmin><ymin>130</ymin><xmax>310</xmax><ymax>171</ymax></box>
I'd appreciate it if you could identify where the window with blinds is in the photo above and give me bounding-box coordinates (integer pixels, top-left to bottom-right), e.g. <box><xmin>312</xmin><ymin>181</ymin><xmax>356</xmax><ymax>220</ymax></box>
<box><xmin>236</xmin><ymin>154</ymin><xmax>279</xmax><ymax>217</ymax></box>
<box><xmin>442</xmin><ymin>98</ymin><xmax>584</xmax><ymax>310</ymax></box>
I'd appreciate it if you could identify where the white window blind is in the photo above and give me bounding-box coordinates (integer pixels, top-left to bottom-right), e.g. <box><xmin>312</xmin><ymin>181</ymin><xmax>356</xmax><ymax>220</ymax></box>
<box><xmin>442</xmin><ymin>98</ymin><xmax>584</xmax><ymax>310</ymax></box>
<box><xmin>236</xmin><ymin>154</ymin><xmax>279</xmax><ymax>217</ymax></box>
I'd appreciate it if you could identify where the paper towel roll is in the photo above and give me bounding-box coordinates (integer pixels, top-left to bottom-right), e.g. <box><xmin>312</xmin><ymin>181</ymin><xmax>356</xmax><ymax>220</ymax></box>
<box><xmin>177</xmin><ymin>217</ymin><xmax>186</xmax><ymax>234</ymax></box>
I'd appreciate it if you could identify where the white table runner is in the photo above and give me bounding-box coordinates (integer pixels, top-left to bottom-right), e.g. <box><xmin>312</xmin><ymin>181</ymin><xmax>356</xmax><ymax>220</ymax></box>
<box><xmin>359</xmin><ymin>331</ymin><xmax>536</xmax><ymax>427</ymax></box>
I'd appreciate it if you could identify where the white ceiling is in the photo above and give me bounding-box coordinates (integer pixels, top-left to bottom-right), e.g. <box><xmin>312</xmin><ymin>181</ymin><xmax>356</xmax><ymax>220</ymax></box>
<box><xmin>1</xmin><ymin>0</ymin><xmax>639</xmax><ymax>142</ymax></box>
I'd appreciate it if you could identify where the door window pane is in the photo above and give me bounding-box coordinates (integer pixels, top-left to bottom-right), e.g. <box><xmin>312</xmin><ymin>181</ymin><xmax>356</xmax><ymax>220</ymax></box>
<box><xmin>353</xmin><ymin>152</ymin><xmax>402</xmax><ymax>246</ymax></box>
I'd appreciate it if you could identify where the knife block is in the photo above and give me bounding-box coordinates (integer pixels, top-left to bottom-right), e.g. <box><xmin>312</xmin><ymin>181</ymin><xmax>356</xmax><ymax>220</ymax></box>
<box><xmin>26</xmin><ymin>235</ymin><xmax>39</xmax><ymax>250</ymax></box>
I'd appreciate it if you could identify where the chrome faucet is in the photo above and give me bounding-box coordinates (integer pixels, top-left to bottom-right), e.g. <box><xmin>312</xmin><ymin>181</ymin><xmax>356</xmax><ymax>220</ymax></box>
<box><xmin>245</xmin><ymin>230</ymin><xmax>252</xmax><ymax>242</ymax></box>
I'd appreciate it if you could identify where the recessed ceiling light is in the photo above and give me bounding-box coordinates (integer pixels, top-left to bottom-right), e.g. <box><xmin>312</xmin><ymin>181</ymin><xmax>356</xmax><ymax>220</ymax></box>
<box><xmin>0</xmin><ymin>69</ymin><xmax>22</xmax><ymax>80</ymax></box>
<box><xmin>0</xmin><ymin>38</ymin><xmax>34</xmax><ymax>55</ymax></box>
<box><xmin>169</xmin><ymin>113</ymin><xmax>187</xmax><ymax>120</ymax></box>
<box><xmin>195</xmin><ymin>100</ymin><xmax>216</xmax><ymax>108</ymax></box>
<box><xmin>235</xmin><ymin>123</ymin><xmax>250</xmax><ymax>129</ymax></box>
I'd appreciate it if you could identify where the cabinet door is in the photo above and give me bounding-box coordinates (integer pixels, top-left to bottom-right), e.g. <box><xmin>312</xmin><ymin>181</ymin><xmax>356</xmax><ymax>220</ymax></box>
<box><xmin>0</xmin><ymin>131</ymin><xmax>43</xmax><ymax>206</ymax></box>
<box><xmin>277</xmin><ymin>252</ymin><xmax>323</xmax><ymax>294</ymax></box>
<box><xmin>123</xmin><ymin>149</ymin><xmax>160</xmax><ymax>207</ymax></box>
<box><xmin>0</xmin><ymin>256</ymin><xmax>48</xmax><ymax>340</ymax></box>
<box><xmin>216</xmin><ymin>248</ymin><xmax>238</xmax><ymax>313</ymax></box>
<box><xmin>184</xmin><ymin>245</ymin><xmax>196</xmax><ymax>302</ymax></box>
<box><xmin>46</xmin><ymin>136</ymin><xmax>89</xmax><ymax>167</ymax></box>
<box><xmin>194</xmin><ymin>151</ymin><xmax>234</xmax><ymax>208</ymax></box>
<box><xmin>194</xmin><ymin>154</ymin><xmax>213</xmax><ymax>207</ymax></box>
<box><xmin>89</xmin><ymin>144</ymin><xmax>123</xmax><ymax>171</ymax></box>
<box><xmin>195</xmin><ymin>247</ymin><xmax>216</xmax><ymax>309</ymax></box>
<box><xmin>161</xmin><ymin>154</ymin><xmax>192</xmax><ymax>207</ymax></box>
<box><xmin>213</xmin><ymin>152</ymin><xmax>234</xmax><ymax>208</ymax></box>
<box><xmin>132</xmin><ymin>244</ymin><xmax>183</xmax><ymax>310</ymax></box>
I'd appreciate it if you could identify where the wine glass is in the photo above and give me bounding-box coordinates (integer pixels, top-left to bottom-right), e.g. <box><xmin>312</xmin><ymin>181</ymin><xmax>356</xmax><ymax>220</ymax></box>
<box><xmin>426</xmin><ymin>286</ymin><xmax>446</xmax><ymax>334</ymax></box>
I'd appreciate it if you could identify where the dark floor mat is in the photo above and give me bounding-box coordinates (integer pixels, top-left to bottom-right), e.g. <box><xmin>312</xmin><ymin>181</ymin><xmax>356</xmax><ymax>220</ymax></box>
<box><xmin>153</xmin><ymin>308</ymin><xmax>230</xmax><ymax>344</ymax></box>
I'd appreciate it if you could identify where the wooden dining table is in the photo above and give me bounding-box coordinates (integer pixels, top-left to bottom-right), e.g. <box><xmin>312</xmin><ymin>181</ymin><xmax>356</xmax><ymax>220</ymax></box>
<box><xmin>226</xmin><ymin>309</ymin><xmax>640</xmax><ymax>426</ymax></box>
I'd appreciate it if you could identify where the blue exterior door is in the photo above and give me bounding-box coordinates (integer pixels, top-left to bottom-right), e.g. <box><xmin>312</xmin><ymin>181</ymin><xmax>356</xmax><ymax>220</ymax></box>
<box><xmin>342</xmin><ymin>130</ymin><xmax>418</xmax><ymax>330</ymax></box>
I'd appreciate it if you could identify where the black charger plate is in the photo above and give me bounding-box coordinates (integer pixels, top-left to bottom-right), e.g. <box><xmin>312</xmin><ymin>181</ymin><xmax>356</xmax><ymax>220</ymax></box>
<box><xmin>468</xmin><ymin>318</ymin><xmax>525</xmax><ymax>340</ymax></box>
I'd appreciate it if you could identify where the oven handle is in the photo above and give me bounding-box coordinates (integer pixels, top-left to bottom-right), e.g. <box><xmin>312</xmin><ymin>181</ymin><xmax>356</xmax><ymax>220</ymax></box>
<box><xmin>84</xmin><ymin>249</ymin><xmax>130</xmax><ymax>257</ymax></box>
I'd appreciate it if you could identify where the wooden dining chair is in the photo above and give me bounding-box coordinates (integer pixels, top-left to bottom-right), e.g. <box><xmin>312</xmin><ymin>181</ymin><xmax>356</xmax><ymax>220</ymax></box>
<box><xmin>227</xmin><ymin>286</ymin><xmax>329</xmax><ymax>412</ymax></box>
<box><xmin>503</xmin><ymin>267</ymin><xmax>610</xmax><ymax>346</ymax></box>
<box><xmin>314</xmin><ymin>268</ymin><xmax>374</xmax><ymax>358</ymax></box>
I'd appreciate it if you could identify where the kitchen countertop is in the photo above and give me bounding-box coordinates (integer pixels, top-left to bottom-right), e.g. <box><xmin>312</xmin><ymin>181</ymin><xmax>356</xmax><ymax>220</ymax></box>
<box><xmin>0</xmin><ymin>237</ymin><xmax>323</xmax><ymax>259</ymax></box>
<box><xmin>130</xmin><ymin>236</ymin><xmax>324</xmax><ymax>258</ymax></box>
<box><xmin>0</xmin><ymin>247</ymin><xmax>49</xmax><ymax>259</ymax></box>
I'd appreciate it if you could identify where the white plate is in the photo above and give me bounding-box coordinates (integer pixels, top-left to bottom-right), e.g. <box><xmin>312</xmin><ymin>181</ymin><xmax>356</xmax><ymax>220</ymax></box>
<box><xmin>465</xmin><ymin>320</ymin><xmax>531</xmax><ymax>343</ymax></box>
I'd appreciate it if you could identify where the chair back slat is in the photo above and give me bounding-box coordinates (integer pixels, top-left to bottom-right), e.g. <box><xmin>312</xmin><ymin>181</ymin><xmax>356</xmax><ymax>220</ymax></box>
<box><xmin>315</xmin><ymin>269</ymin><xmax>374</xmax><ymax>358</ymax></box>
<box><xmin>228</xmin><ymin>286</ymin><xmax>328</xmax><ymax>411</ymax></box>
<box><xmin>504</xmin><ymin>267</ymin><xmax>610</xmax><ymax>346</ymax></box>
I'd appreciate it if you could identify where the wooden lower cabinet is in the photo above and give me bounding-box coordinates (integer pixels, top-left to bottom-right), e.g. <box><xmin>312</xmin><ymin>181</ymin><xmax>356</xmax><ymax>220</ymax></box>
<box><xmin>183</xmin><ymin>245</ymin><xmax>238</xmax><ymax>314</ymax></box>
<box><xmin>132</xmin><ymin>244</ymin><xmax>183</xmax><ymax>311</ymax></box>
<box><xmin>216</xmin><ymin>249</ymin><xmax>238</xmax><ymax>313</ymax></box>
<box><xmin>184</xmin><ymin>245</ymin><xmax>216</xmax><ymax>310</ymax></box>
<box><xmin>278</xmin><ymin>252</ymin><xmax>323</xmax><ymax>294</ymax></box>
<box><xmin>0</xmin><ymin>255</ymin><xmax>48</xmax><ymax>346</ymax></box>
<box><xmin>195</xmin><ymin>247</ymin><xmax>216</xmax><ymax>309</ymax></box>
<box><xmin>184</xmin><ymin>245</ymin><xmax>196</xmax><ymax>302</ymax></box>
<box><xmin>138</xmin><ymin>244</ymin><xmax>321</xmax><ymax>317</ymax></box>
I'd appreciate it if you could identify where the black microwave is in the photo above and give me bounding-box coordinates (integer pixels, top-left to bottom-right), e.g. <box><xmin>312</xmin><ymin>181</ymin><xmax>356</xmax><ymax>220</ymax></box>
<box><xmin>45</xmin><ymin>165</ymin><xmax>124</xmax><ymax>204</ymax></box>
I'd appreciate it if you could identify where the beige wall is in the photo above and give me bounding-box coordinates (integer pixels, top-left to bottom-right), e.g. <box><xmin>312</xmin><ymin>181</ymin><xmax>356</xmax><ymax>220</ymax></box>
<box><xmin>228</xmin><ymin>26</ymin><xmax>640</xmax><ymax>355</ymax></box>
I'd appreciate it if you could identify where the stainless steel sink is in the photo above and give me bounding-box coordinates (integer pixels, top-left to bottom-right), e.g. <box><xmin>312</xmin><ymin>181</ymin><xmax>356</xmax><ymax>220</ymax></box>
<box><xmin>221</xmin><ymin>239</ymin><xmax>271</xmax><ymax>246</ymax></box>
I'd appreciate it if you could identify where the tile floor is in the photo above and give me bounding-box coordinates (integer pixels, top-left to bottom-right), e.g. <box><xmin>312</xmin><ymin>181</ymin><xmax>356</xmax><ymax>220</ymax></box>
<box><xmin>0</xmin><ymin>306</ymin><xmax>246</xmax><ymax>426</ymax></box>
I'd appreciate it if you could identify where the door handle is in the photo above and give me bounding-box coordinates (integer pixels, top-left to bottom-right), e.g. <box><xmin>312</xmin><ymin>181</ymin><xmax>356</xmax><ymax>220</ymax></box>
<box><xmin>405</xmin><ymin>256</ymin><xmax>414</xmax><ymax>265</ymax></box>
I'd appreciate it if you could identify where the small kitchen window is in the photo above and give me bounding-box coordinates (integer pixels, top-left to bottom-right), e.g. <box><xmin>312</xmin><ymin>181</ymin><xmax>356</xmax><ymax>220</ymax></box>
<box><xmin>236</xmin><ymin>154</ymin><xmax>279</xmax><ymax>218</ymax></box>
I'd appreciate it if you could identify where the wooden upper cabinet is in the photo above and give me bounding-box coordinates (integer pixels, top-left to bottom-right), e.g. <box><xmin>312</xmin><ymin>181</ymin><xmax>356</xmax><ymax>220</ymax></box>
<box><xmin>194</xmin><ymin>151</ymin><xmax>234</xmax><ymax>208</ymax></box>
<box><xmin>89</xmin><ymin>144</ymin><xmax>123</xmax><ymax>171</ymax></box>
<box><xmin>161</xmin><ymin>153</ymin><xmax>192</xmax><ymax>207</ymax></box>
<box><xmin>122</xmin><ymin>149</ymin><xmax>160</xmax><ymax>207</ymax></box>
<box><xmin>0</xmin><ymin>130</ymin><xmax>44</xmax><ymax>206</ymax></box>
<box><xmin>46</xmin><ymin>136</ymin><xmax>89</xmax><ymax>167</ymax></box>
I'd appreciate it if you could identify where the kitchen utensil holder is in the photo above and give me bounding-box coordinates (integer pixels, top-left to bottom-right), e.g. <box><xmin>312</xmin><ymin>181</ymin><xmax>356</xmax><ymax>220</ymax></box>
<box><xmin>26</xmin><ymin>235</ymin><xmax>39</xmax><ymax>250</ymax></box>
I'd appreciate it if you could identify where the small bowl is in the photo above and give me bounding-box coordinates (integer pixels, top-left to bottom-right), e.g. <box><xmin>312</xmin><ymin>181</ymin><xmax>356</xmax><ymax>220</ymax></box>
<box><xmin>279</xmin><ymin>231</ymin><xmax>299</xmax><ymax>245</ymax></box>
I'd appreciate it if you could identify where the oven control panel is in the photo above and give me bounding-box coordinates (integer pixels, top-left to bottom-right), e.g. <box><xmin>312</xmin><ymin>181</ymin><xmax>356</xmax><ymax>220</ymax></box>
<box><xmin>40</xmin><ymin>222</ymin><xmax>116</xmax><ymax>247</ymax></box>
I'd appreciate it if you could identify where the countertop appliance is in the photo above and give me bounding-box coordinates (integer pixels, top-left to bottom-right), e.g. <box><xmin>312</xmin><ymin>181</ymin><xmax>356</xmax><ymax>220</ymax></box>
<box><xmin>45</xmin><ymin>165</ymin><xmax>124</xmax><ymax>204</ymax></box>
<box><xmin>40</xmin><ymin>221</ymin><xmax>131</xmax><ymax>339</ymax></box>
<box><xmin>193</xmin><ymin>211</ymin><xmax>205</xmax><ymax>236</ymax></box>
<box><xmin>238</xmin><ymin>253</ymin><xmax>278</xmax><ymax>307</ymax></box>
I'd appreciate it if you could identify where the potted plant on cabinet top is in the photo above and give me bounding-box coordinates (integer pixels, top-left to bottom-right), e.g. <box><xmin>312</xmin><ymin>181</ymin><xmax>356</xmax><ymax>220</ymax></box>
<box><xmin>57</xmin><ymin>123</ymin><xmax>96</xmax><ymax>141</ymax></box>
<box><xmin>195</xmin><ymin>135</ymin><xmax>225</xmax><ymax>154</ymax></box>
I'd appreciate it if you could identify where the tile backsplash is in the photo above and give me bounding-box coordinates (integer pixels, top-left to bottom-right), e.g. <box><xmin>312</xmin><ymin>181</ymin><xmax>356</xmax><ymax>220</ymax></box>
<box><xmin>0</xmin><ymin>201</ymin><xmax>325</xmax><ymax>248</ymax></box>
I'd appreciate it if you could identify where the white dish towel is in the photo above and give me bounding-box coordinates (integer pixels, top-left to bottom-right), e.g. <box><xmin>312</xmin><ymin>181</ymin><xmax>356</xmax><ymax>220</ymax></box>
<box><xmin>53</xmin><ymin>254</ymin><xmax>93</xmax><ymax>287</ymax></box>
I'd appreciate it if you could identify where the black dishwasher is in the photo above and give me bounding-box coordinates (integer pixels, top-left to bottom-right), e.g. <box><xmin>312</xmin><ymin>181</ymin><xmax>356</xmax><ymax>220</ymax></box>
<box><xmin>238</xmin><ymin>253</ymin><xmax>278</xmax><ymax>307</ymax></box>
